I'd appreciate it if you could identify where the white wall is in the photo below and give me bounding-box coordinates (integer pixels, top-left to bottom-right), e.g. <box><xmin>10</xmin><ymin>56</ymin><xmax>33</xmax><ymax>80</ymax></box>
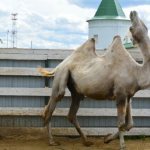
<box><xmin>88</xmin><ymin>19</ymin><xmax>131</xmax><ymax>49</ymax></box>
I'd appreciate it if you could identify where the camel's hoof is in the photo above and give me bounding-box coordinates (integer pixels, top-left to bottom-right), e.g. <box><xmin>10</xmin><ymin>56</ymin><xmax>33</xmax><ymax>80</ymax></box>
<box><xmin>104</xmin><ymin>134</ymin><xmax>113</xmax><ymax>144</ymax></box>
<box><xmin>120</xmin><ymin>146</ymin><xmax>127</xmax><ymax>150</ymax></box>
<box><xmin>83</xmin><ymin>141</ymin><xmax>94</xmax><ymax>147</ymax></box>
<box><xmin>49</xmin><ymin>140</ymin><xmax>60</xmax><ymax>146</ymax></box>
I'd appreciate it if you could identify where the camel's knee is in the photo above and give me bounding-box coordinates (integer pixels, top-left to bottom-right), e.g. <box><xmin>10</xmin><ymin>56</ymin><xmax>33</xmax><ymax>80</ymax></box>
<box><xmin>117</xmin><ymin>103</ymin><xmax>127</xmax><ymax>130</ymax></box>
<box><xmin>67</xmin><ymin>114</ymin><xmax>75</xmax><ymax>124</ymax></box>
<box><xmin>57</xmin><ymin>88</ymin><xmax>65</xmax><ymax>100</ymax></box>
<box><xmin>51</xmin><ymin>87</ymin><xmax>65</xmax><ymax>102</ymax></box>
<box><xmin>53</xmin><ymin>72</ymin><xmax>68</xmax><ymax>100</ymax></box>
<box><xmin>125</xmin><ymin>115</ymin><xmax>134</xmax><ymax>131</ymax></box>
<box><xmin>117</xmin><ymin>105</ymin><xmax>126</xmax><ymax>129</ymax></box>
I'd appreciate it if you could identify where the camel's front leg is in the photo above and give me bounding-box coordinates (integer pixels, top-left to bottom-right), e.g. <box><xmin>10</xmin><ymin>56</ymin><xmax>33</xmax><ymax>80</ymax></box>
<box><xmin>104</xmin><ymin>95</ymin><xmax>127</xmax><ymax>149</ymax></box>
<box><xmin>117</xmin><ymin>97</ymin><xmax>127</xmax><ymax>150</ymax></box>
<box><xmin>104</xmin><ymin>99</ymin><xmax>133</xmax><ymax>144</ymax></box>
<box><xmin>125</xmin><ymin>99</ymin><xmax>133</xmax><ymax>131</ymax></box>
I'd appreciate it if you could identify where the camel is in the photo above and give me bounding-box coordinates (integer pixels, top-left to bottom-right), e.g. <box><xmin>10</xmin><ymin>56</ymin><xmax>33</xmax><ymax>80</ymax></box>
<box><xmin>38</xmin><ymin>11</ymin><xmax>150</xmax><ymax>150</ymax></box>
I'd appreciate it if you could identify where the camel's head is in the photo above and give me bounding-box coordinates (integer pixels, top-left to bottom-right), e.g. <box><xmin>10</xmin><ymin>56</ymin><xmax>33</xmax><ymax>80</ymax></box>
<box><xmin>129</xmin><ymin>11</ymin><xmax>148</xmax><ymax>44</ymax></box>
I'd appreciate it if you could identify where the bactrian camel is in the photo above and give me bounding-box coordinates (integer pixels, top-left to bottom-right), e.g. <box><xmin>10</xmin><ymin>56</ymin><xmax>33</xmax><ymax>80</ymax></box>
<box><xmin>39</xmin><ymin>11</ymin><xmax>150</xmax><ymax>150</ymax></box>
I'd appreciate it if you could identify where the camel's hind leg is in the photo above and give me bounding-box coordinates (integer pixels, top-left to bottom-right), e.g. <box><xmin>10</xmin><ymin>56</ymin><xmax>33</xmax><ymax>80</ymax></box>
<box><xmin>67</xmin><ymin>94</ymin><xmax>93</xmax><ymax>147</ymax></box>
<box><xmin>43</xmin><ymin>68</ymin><xmax>69</xmax><ymax>145</ymax></box>
<box><xmin>67</xmin><ymin>75</ymin><xmax>93</xmax><ymax>147</ymax></box>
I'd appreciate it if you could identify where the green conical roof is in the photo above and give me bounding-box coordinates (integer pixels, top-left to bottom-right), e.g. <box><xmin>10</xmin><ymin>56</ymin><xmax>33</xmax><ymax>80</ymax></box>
<box><xmin>93</xmin><ymin>0</ymin><xmax>127</xmax><ymax>20</ymax></box>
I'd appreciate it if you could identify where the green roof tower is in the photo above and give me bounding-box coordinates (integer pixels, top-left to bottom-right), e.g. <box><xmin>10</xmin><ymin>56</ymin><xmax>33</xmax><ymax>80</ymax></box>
<box><xmin>94</xmin><ymin>0</ymin><xmax>126</xmax><ymax>19</ymax></box>
<box><xmin>87</xmin><ymin>0</ymin><xmax>131</xmax><ymax>49</ymax></box>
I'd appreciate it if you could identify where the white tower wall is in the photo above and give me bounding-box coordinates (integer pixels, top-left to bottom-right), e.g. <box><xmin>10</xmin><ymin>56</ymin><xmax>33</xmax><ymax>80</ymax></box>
<box><xmin>88</xmin><ymin>19</ymin><xmax>131</xmax><ymax>50</ymax></box>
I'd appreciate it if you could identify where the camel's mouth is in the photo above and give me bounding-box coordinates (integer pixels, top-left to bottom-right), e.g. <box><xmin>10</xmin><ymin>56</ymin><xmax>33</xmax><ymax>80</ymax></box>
<box><xmin>128</xmin><ymin>31</ymin><xmax>136</xmax><ymax>45</ymax></box>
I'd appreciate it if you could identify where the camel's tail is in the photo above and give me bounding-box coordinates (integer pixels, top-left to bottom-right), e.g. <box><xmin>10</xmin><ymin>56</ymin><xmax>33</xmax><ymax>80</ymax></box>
<box><xmin>38</xmin><ymin>67</ymin><xmax>56</xmax><ymax>77</ymax></box>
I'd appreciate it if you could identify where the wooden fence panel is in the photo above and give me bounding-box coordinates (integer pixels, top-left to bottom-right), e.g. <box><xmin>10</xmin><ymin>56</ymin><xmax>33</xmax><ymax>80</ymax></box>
<box><xmin>0</xmin><ymin>48</ymin><xmax>149</xmax><ymax>136</ymax></box>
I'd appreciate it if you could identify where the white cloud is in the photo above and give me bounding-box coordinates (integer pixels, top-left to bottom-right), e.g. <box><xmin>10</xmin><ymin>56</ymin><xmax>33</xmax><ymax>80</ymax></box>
<box><xmin>0</xmin><ymin>0</ymin><xmax>150</xmax><ymax>49</ymax></box>
<box><xmin>0</xmin><ymin>0</ymin><xmax>95</xmax><ymax>49</ymax></box>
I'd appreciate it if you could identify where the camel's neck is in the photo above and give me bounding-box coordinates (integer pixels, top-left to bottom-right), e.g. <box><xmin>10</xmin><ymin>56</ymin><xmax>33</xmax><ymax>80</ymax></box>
<box><xmin>136</xmin><ymin>58</ymin><xmax>150</xmax><ymax>90</ymax></box>
<box><xmin>135</xmin><ymin>35</ymin><xmax>150</xmax><ymax>90</ymax></box>
<box><xmin>138</xmin><ymin>35</ymin><xmax>150</xmax><ymax>63</ymax></box>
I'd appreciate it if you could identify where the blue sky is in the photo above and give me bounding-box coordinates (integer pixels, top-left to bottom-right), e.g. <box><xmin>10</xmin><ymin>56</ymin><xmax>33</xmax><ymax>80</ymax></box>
<box><xmin>0</xmin><ymin>0</ymin><xmax>149</xmax><ymax>49</ymax></box>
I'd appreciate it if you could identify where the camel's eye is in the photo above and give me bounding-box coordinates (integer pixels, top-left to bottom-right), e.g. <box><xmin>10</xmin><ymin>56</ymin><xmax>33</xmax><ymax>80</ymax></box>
<box><xmin>130</xmin><ymin>26</ymin><xmax>134</xmax><ymax>32</ymax></box>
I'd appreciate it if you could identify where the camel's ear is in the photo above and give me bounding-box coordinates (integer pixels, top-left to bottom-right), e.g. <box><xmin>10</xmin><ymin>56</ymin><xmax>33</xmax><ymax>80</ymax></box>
<box><xmin>128</xmin><ymin>30</ymin><xmax>138</xmax><ymax>46</ymax></box>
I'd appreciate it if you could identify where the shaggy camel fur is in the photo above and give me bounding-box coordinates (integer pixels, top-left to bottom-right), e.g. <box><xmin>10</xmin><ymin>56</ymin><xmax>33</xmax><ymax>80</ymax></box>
<box><xmin>39</xmin><ymin>11</ymin><xmax>150</xmax><ymax>150</ymax></box>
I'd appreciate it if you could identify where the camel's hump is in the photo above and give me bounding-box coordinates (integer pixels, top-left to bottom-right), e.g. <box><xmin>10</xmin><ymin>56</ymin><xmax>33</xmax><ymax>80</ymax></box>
<box><xmin>75</xmin><ymin>38</ymin><xmax>96</xmax><ymax>56</ymax></box>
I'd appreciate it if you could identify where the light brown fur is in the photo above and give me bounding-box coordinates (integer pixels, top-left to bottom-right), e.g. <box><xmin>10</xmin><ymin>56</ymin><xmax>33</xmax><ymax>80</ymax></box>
<box><xmin>39</xmin><ymin>11</ymin><xmax>150</xmax><ymax>150</ymax></box>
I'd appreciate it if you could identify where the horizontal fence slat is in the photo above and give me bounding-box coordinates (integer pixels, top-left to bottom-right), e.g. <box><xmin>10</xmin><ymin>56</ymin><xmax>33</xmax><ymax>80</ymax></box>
<box><xmin>134</xmin><ymin>90</ymin><xmax>150</xmax><ymax>98</ymax></box>
<box><xmin>0</xmin><ymin>88</ymin><xmax>149</xmax><ymax>98</ymax></box>
<box><xmin>0</xmin><ymin>49</ymin><xmax>72</xmax><ymax>60</ymax></box>
<box><xmin>0</xmin><ymin>88</ymin><xmax>70</xmax><ymax>96</ymax></box>
<box><xmin>0</xmin><ymin>107</ymin><xmax>149</xmax><ymax>117</ymax></box>
<box><xmin>0</xmin><ymin>48</ymin><xmax>143</xmax><ymax>61</ymax></box>
<box><xmin>0</xmin><ymin>48</ymin><xmax>73</xmax><ymax>55</ymax></box>
<box><xmin>0</xmin><ymin>67</ymin><xmax>53</xmax><ymax>76</ymax></box>
<box><xmin>52</xmin><ymin>127</ymin><xmax>150</xmax><ymax>136</ymax></box>
<box><xmin>0</xmin><ymin>107</ymin><xmax>43</xmax><ymax>116</ymax></box>
<box><xmin>0</xmin><ymin>88</ymin><xmax>53</xmax><ymax>96</ymax></box>
<box><xmin>0</xmin><ymin>54</ymin><xmax>47</xmax><ymax>60</ymax></box>
<box><xmin>0</xmin><ymin>127</ymin><xmax>149</xmax><ymax>136</ymax></box>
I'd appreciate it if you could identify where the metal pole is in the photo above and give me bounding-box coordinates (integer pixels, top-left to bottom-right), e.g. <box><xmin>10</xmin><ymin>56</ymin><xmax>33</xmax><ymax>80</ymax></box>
<box><xmin>11</xmin><ymin>13</ymin><xmax>18</xmax><ymax>48</ymax></box>
<box><xmin>7</xmin><ymin>30</ymin><xmax>9</xmax><ymax>48</ymax></box>
<box><xmin>31</xmin><ymin>41</ymin><xmax>32</xmax><ymax>49</ymax></box>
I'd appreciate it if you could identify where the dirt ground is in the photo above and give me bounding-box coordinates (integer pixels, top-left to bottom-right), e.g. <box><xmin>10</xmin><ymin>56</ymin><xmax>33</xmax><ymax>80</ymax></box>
<box><xmin>0</xmin><ymin>135</ymin><xmax>150</xmax><ymax>150</ymax></box>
